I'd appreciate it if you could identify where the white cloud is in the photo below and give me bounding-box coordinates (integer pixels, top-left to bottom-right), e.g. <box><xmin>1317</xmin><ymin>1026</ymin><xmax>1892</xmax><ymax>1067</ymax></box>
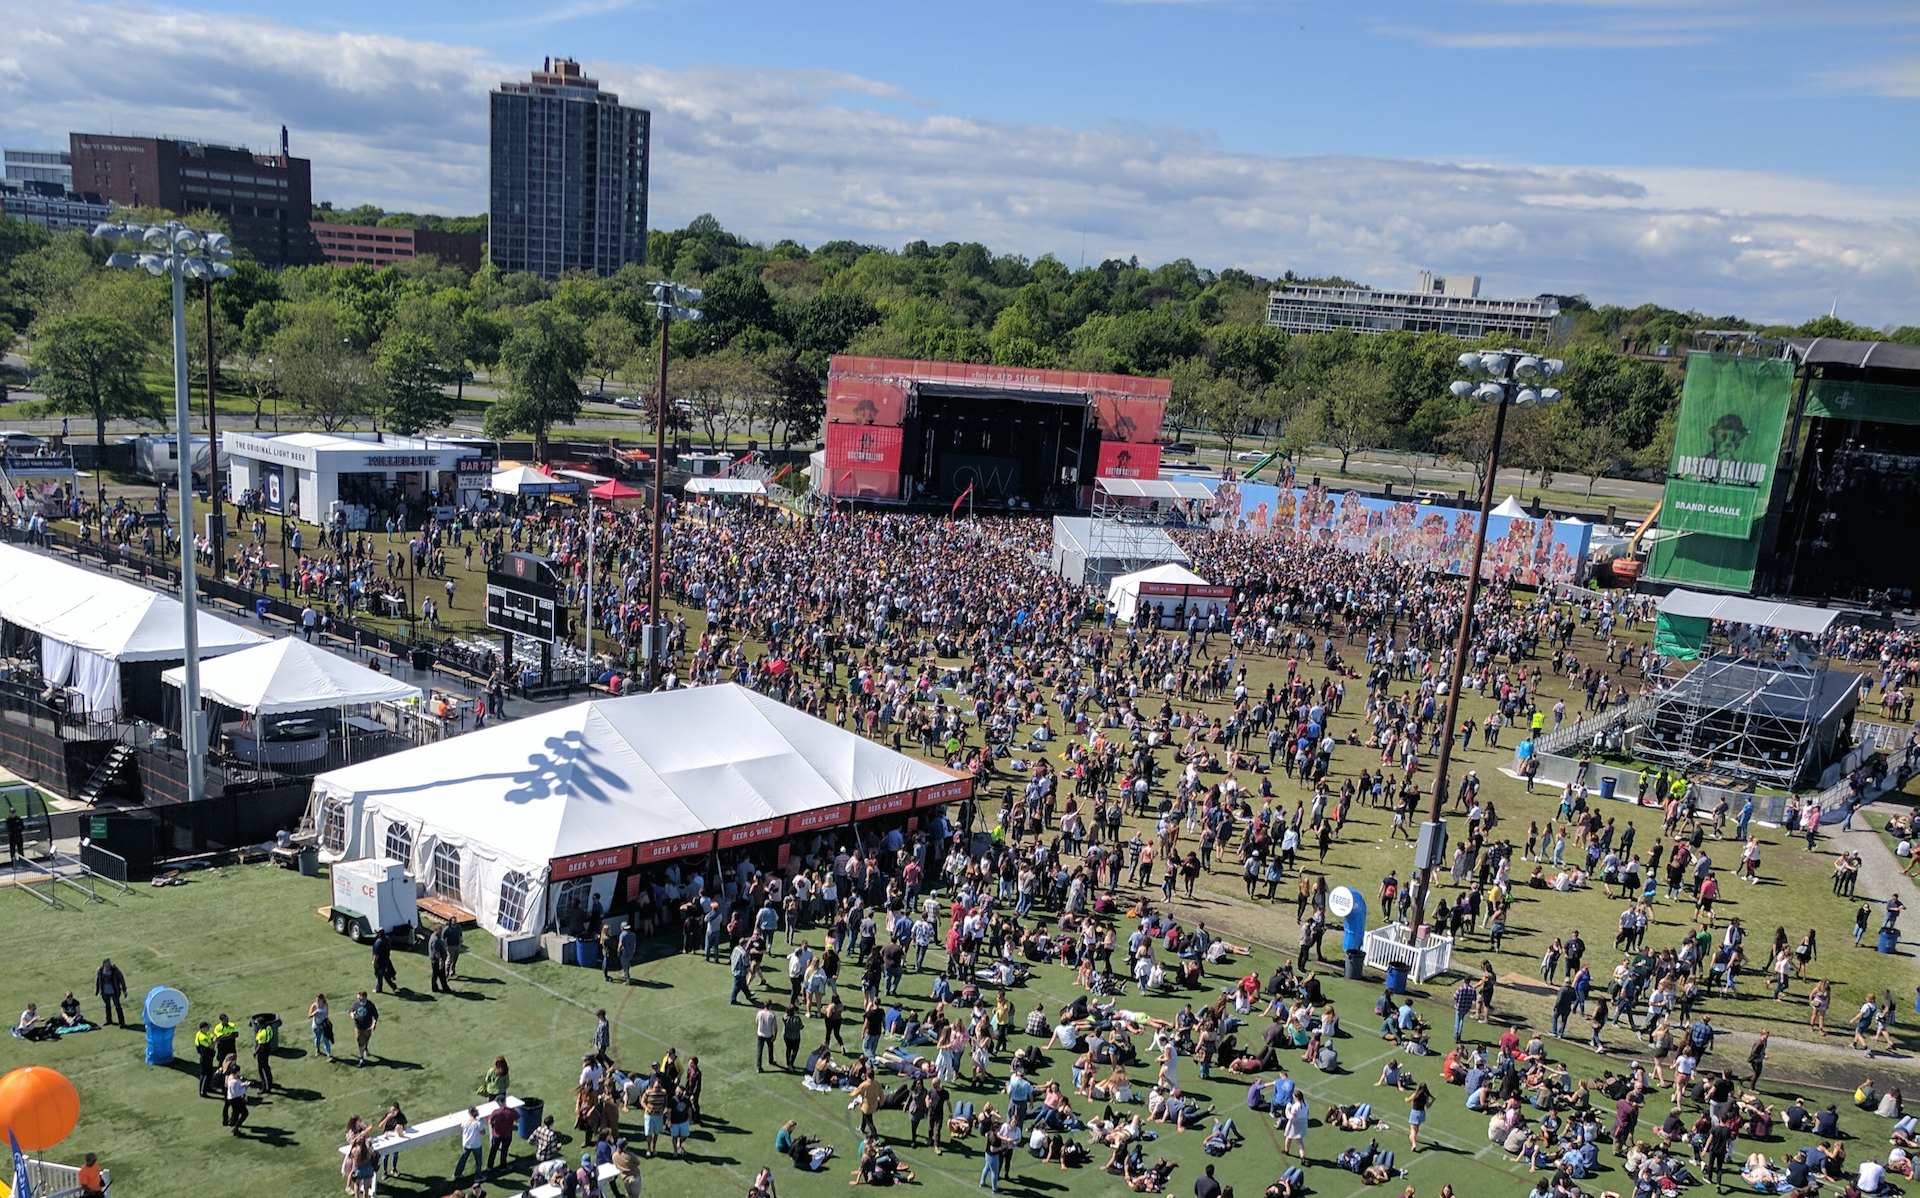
<box><xmin>3</xmin><ymin>1</ymin><xmax>1916</xmax><ymax>325</ymax></box>
<box><xmin>1816</xmin><ymin>56</ymin><xmax>1920</xmax><ymax>98</ymax></box>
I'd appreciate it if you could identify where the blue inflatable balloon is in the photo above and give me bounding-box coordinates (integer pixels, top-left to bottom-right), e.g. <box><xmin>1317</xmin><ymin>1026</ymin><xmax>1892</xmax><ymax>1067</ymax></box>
<box><xmin>1328</xmin><ymin>886</ymin><xmax>1369</xmax><ymax>952</ymax></box>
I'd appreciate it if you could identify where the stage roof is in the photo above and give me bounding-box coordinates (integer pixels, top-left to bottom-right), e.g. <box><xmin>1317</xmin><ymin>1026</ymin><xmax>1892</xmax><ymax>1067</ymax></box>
<box><xmin>1656</xmin><ymin>589</ymin><xmax>1839</xmax><ymax>636</ymax></box>
<box><xmin>685</xmin><ymin>477</ymin><xmax>767</xmax><ymax>496</ymax></box>
<box><xmin>1784</xmin><ymin>337</ymin><xmax>1920</xmax><ymax>373</ymax></box>
<box><xmin>1095</xmin><ymin>477</ymin><xmax>1213</xmax><ymax>501</ymax></box>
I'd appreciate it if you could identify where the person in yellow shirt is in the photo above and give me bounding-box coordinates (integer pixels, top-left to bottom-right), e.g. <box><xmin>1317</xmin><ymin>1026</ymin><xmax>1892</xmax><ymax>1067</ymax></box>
<box><xmin>253</xmin><ymin>1020</ymin><xmax>275</xmax><ymax>1095</ymax></box>
<box><xmin>194</xmin><ymin>1021</ymin><xmax>217</xmax><ymax>1096</ymax></box>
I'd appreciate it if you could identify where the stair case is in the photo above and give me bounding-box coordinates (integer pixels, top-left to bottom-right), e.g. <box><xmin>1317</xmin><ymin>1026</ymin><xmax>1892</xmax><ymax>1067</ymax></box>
<box><xmin>77</xmin><ymin>743</ymin><xmax>135</xmax><ymax>805</ymax></box>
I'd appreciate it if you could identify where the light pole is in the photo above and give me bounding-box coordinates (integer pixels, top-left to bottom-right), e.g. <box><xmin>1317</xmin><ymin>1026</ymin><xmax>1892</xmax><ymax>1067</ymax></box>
<box><xmin>1406</xmin><ymin>349</ymin><xmax>1563</xmax><ymax>937</ymax></box>
<box><xmin>93</xmin><ymin>220</ymin><xmax>234</xmax><ymax>803</ymax></box>
<box><xmin>644</xmin><ymin>281</ymin><xmax>702</xmax><ymax>689</ymax></box>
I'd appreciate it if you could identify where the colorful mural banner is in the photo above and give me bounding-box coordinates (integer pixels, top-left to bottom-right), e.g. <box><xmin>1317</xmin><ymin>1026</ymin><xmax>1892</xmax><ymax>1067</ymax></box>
<box><xmin>1207</xmin><ymin>479</ymin><xmax>1594</xmax><ymax>588</ymax></box>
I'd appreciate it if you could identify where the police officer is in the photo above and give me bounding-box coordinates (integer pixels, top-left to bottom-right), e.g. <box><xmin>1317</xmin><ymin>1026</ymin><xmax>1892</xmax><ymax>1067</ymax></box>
<box><xmin>211</xmin><ymin>1013</ymin><xmax>240</xmax><ymax>1067</ymax></box>
<box><xmin>253</xmin><ymin>1019</ymin><xmax>275</xmax><ymax>1095</ymax></box>
<box><xmin>194</xmin><ymin>1021</ymin><xmax>217</xmax><ymax>1096</ymax></box>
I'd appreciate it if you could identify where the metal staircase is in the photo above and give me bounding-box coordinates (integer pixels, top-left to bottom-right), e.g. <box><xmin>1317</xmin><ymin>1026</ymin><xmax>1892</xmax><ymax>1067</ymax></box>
<box><xmin>76</xmin><ymin>743</ymin><xmax>136</xmax><ymax>805</ymax></box>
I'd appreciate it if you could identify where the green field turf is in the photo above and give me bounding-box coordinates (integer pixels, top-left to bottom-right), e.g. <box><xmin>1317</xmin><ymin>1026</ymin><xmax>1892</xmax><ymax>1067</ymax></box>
<box><xmin>0</xmin><ymin>858</ymin><xmax>1908</xmax><ymax>1198</ymax></box>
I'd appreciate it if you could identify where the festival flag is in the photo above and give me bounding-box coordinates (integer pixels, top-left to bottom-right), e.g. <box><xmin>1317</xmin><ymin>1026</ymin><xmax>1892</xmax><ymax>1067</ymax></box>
<box><xmin>950</xmin><ymin>483</ymin><xmax>974</xmax><ymax>516</ymax></box>
<box><xmin>767</xmin><ymin>463</ymin><xmax>793</xmax><ymax>485</ymax></box>
<box><xmin>10</xmin><ymin>1130</ymin><xmax>34</xmax><ymax>1198</ymax></box>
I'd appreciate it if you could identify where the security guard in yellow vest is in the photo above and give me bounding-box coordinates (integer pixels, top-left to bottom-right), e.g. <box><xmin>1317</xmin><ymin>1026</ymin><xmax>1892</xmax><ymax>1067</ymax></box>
<box><xmin>253</xmin><ymin>1020</ymin><xmax>275</xmax><ymax>1095</ymax></box>
<box><xmin>211</xmin><ymin>1014</ymin><xmax>239</xmax><ymax>1068</ymax></box>
<box><xmin>194</xmin><ymin>1021</ymin><xmax>217</xmax><ymax>1096</ymax></box>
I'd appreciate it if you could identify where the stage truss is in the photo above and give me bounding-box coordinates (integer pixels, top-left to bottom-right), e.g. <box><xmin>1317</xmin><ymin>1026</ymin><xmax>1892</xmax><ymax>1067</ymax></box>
<box><xmin>1083</xmin><ymin>478</ymin><xmax>1213</xmax><ymax>590</ymax></box>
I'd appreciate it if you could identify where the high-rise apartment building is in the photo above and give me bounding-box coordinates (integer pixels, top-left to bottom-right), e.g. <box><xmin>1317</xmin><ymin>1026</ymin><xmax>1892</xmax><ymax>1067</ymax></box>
<box><xmin>488</xmin><ymin>57</ymin><xmax>649</xmax><ymax>278</ymax></box>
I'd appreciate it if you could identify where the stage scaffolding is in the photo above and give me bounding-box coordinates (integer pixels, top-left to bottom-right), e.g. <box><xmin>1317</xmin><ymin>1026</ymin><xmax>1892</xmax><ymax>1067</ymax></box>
<box><xmin>1078</xmin><ymin>477</ymin><xmax>1214</xmax><ymax>590</ymax></box>
<box><xmin>1640</xmin><ymin>590</ymin><xmax>1859</xmax><ymax>788</ymax></box>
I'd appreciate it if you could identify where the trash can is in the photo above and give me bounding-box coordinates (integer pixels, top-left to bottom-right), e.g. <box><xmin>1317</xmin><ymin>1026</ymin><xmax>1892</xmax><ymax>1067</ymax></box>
<box><xmin>296</xmin><ymin>845</ymin><xmax>320</xmax><ymax>877</ymax></box>
<box><xmin>1384</xmin><ymin>961</ymin><xmax>1410</xmax><ymax>994</ymax></box>
<box><xmin>1343</xmin><ymin>949</ymin><xmax>1365</xmax><ymax>980</ymax></box>
<box><xmin>516</xmin><ymin>1097</ymin><xmax>544</xmax><ymax>1138</ymax></box>
<box><xmin>1877</xmin><ymin>928</ymin><xmax>1899</xmax><ymax>955</ymax></box>
<box><xmin>254</xmin><ymin>598</ymin><xmax>271</xmax><ymax>621</ymax></box>
<box><xmin>1599</xmin><ymin>775</ymin><xmax>1617</xmax><ymax>801</ymax></box>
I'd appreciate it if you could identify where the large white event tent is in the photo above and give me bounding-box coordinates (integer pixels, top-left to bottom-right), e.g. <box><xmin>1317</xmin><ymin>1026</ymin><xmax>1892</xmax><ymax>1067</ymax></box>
<box><xmin>0</xmin><ymin>544</ymin><xmax>265</xmax><ymax>719</ymax></box>
<box><xmin>489</xmin><ymin>464</ymin><xmax>577</xmax><ymax>496</ymax></box>
<box><xmin>306</xmin><ymin>684</ymin><xmax>970</xmax><ymax>938</ymax></box>
<box><xmin>1105</xmin><ymin>562</ymin><xmax>1215</xmax><ymax>624</ymax></box>
<box><xmin>161</xmin><ymin>637</ymin><xmax>420</xmax><ymax>715</ymax></box>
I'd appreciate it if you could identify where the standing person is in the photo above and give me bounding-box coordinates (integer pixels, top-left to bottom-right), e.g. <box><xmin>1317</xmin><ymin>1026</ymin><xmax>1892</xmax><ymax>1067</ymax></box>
<box><xmin>444</xmin><ymin>920</ymin><xmax>465</xmax><ymax>981</ymax></box>
<box><xmin>617</xmin><ymin>922</ymin><xmax>639</xmax><ymax>984</ymax></box>
<box><xmin>1405</xmin><ymin>1082</ymin><xmax>1431</xmax><ymax>1151</ymax></box>
<box><xmin>193</xmin><ymin>1020</ymin><xmax>217</xmax><ymax>1096</ymax></box>
<box><xmin>754</xmin><ymin>1001</ymin><xmax>779</xmax><ymax>1072</ymax></box>
<box><xmin>350</xmin><ymin>990</ymin><xmax>379</xmax><ymax>1066</ymax></box>
<box><xmin>221</xmin><ymin>1064</ymin><xmax>250</xmax><ymax>1133</ymax></box>
<box><xmin>252</xmin><ymin>1017</ymin><xmax>275</xmax><ymax>1095</ymax></box>
<box><xmin>93</xmin><ymin>958</ymin><xmax>127</xmax><ymax>1027</ymax></box>
<box><xmin>4</xmin><ymin>810</ymin><xmax>23</xmax><ymax>863</ymax></box>
<box><xmin>371</xmin><ymin>930</ymin><xmax>397</xmax><ymax>994</ymax></box>
<box><xmin>1747</xmin><ymin>1029</ymin><xmax>1770</xmax><ymax>1087</ymax></box>
<box><xmin>592</xmin><ymin>1009</ymin><xmax>612</xmax><ymax>1063</ymax></box>
<box><xmin>428</xmin><ymin>925</ymin><xmax>451</xmax><ymax>994</ymax></box>
<box><xmin>729</xmin><ymin>940</ymin><xmax>753</xmax><ymax>1005</ymax></box>
<box><xmin>452</xmin><ymin>1107</ymin><xmax>485</xmax><ymax>1181</ymax></box>
<box><xmin>485</xmin><ymin>1099</ymin><xmax>517</xmax><ymax>1174</ymax></box>
<box><xmin>782</xmin><ymin>1003</ymin><xmax>805</xmax><ymax>1070</ymax></box>
<box><xmin>309</xmin><ymin>994</ymin><xmax>333</xmax><ymax>1061</ymax></box>
<box><xmin>928</xmin><ymin>1076</ymin><xmax>949</xmax><ymax>1155</ymax></box>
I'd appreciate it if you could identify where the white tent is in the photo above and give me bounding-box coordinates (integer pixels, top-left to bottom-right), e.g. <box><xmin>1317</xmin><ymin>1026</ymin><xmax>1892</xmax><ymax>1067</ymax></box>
<box><xmin>1106</xmin><ymin>562</ymin><xmax>1212</xmax><ymax>624</ymax></box>
<box><xmin>0</xmin><ymin>544</ymin><xmax>266</xmax><ymax>719</ymax></box>
<box><xmin>306</xmin><ymin>684</ymin><xmax>968</xmax><ymax>938</ymax></box>
<box><xmin>161</xmin><ymin>637</ymin><xmax>420</xmax><ymax>715</ymax></box>
<box><xmin>489</xmin><ymin>464</ymin><xmax>576</xmax><ymax>495</ymax></box>
<box><xmin>1490</xmin><ymin>495</ymin><xmax>1529</xmax><ymax>518</ymax></box>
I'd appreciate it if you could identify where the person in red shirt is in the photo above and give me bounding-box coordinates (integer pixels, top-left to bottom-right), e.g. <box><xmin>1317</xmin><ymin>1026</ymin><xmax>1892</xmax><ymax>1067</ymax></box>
<box><xmin>76</xmin><ymin>1154</ymin><xmax>106</xmax><ymax>1198</ymax></box>
<box><xmin>485</xmin><ymin>1101</ymin><xmax>518</xmax><ymax>1173</ymax></box>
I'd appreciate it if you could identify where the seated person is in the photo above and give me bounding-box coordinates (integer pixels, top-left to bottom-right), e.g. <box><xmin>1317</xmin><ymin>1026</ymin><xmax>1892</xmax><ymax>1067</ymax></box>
<box><xmin>1377</xmin><ymin>1060</ymin><xmax>1413</xmax><ymax>1090</ymax></box>
<box><xmin>1782</xmin><ymin>1097</ymin><xmax>1812</xmax><ymax>1133</ymax></box>
<box><xmin>1201</xmin><ymin>1118</ymin><xmax>1242</xmax><ymax>1156</ymax></box>
<box><xmin>775</xmin><ymin>1121</ymin><xmax>835</xmax><ymax>1172</ymax></box>
<box><xmin>55</xmin><ymin>992</ymin><xmax>85</xmax><ymax>1028</ymax></box>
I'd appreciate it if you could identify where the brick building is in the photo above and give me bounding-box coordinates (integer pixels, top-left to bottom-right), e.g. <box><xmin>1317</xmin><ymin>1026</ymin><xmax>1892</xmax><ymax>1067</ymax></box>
<box><xmin>311</xmin><ymin>221</ymin><xmax>485</xmax><ymax>271</ymax></box>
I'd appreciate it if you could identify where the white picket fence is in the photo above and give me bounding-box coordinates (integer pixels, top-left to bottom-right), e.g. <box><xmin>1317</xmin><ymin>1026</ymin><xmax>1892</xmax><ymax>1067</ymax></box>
<box><xmin>20</xmin><ymin>1156</ymin><xmax>111</xmax><ymax>1198</ymax></box>
<box><xmin>1363</xmin><ymin>923</ymin><xmax>1455</xmax><ymax>983</ymax></box>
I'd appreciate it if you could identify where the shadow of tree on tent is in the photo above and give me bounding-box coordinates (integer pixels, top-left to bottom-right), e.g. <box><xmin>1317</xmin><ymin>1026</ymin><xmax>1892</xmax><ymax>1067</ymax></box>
<box><xmin>502</xmin><ymin>730</ymin><xmax>628</xmax><ymax>806</ymax></box>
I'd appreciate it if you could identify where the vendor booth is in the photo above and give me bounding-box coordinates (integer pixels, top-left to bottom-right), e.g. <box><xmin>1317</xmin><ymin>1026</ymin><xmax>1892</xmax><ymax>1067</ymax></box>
<box><xmin>305</xmin><ymin>684</ymin><xmax>970</xmax><ymax>940</ymax></box>
<box><xmin>1105</xmin><ymin>562</ymin><xmax>1229</xmax><ymax>627</ymax></box>
<box><xmin>490</xmin><ymin>464</ymin><xmax>579</xmax><ymax>497</ymax></box>
<box><xmin>162</xmin><ymin>637</ymin><xmax>421</xmax><ymax>768</ymax></box>
<box><xmin>223</xmin><ymin>432</ymin><xmax>485</xmax><ymax>529</ymax></box>
<box><xmin>0</xmin><ymin>544</ymin><xmax>265</xmax><ymax>723</ymax></box>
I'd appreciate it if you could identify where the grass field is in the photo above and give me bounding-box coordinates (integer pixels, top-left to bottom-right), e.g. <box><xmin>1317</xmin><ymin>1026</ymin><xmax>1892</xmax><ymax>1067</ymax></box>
<box><xmin>9</xmin><ymin>861</ymin><xmax>1897</xmax><ymax>1198</ymax></box>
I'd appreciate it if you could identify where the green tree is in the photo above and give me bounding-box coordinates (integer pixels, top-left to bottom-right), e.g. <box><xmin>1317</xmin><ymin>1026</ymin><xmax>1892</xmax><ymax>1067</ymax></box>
<box><xmin>1165</xmin><ymin>356</ymin><xmax>1213</xmax><ymax>443</ymax></box>
<box><xmin>790</xmin><ymin>293</ymin><xmax>880</xmax><ymax>356</ymax></box>
<box><xmin>583</xmin><ymin>311</ymin><xmax>640</xmax><ymax>393</ymax></box>
<box><xmin>271</xmin><ymin>302</ymin><xmax>371</xmax><ymax>432</ymax></box>
<box><xmin>235</xmin><ymin>302</ymin><xmax>287</xmax><ymax>429</ymax></box>
<box><xmin>1305</xmin><ymin>358</ymin><xmax>1390</xmax><ymax>473</ymax></box>
<box><xmin>373</xmin><ymin>329</ymin><xmax>452</xmax><ymax>437</ymax></box>
<box><xmin>29</xmin><ymin>313</ymin><xmax>162</xmax><ymax>445</ymax></box>
<box><xmin>486</xmin><ymin>306</ymin><xmax>586</xmax><ymax>458</ymax></box>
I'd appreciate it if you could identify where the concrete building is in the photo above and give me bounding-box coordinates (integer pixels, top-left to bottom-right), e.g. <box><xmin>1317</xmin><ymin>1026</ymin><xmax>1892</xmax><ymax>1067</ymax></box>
<box><xmin>2</xmin><ymin>148</ymin><xmax>73</xmax><ymax>189</ymax></box>
<box><xmin>0</xmin><ymin>179</ymin><xmax>111</xmax><ymax>232</ymax></box>
<box><xmin>68</xmin><ymin>127</ymin><xmax>316</xmax><ymax>265</ymax></box>
<box><xmin>1266</xmin><ymin>271</ymin><xmax>1565</xmax><ymax>342</ymax></box>
<box><xmin>312</xmin><ymin>221</ymin><xmax>486</xmax><ymax>271</ymax></box>
<box><xmin>488</xmin><ymin>57</ymin><xmax>649</xmax><ymax>278</ymax></box>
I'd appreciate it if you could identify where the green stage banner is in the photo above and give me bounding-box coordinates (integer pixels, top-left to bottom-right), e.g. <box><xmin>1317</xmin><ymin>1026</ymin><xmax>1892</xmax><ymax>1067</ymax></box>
<box><xmin>1652</xmin><ymin>612</ymin><xmax>1709</xmax><ymax>660</ymax></box>
<box><xmin>1660</xmin><ymin>354</ymin><xmax>1794</xmax><ymax>537</ymax></box>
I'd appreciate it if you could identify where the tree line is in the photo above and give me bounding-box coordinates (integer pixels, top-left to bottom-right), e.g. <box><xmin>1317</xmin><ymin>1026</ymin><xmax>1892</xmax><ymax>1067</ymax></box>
<box><xmin>2</xmin><ymin>209</ymin><xmax>1913</xmax><ymax>484</ymax></box>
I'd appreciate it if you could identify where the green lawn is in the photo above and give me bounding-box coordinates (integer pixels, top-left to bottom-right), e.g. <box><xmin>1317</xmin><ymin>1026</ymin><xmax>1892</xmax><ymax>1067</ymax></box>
<box><xmin>0</xmin><ymin>863</ymin><xmax>1817</xmax><ymax>1198</ymax></box>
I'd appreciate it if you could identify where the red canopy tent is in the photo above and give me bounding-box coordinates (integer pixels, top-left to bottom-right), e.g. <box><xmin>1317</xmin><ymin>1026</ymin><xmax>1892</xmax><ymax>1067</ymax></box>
<box><xmin>590</xmin><ymin>480</ymin><xmax>646</xmax><ymax>502</ymax></box>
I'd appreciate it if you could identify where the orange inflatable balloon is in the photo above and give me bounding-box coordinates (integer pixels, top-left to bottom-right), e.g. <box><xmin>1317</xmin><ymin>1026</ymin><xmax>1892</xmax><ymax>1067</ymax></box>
<box><xmin>0</xmin><ymin>1067</ymin><xmax>80</xmax><ymax>1152</ymax></box>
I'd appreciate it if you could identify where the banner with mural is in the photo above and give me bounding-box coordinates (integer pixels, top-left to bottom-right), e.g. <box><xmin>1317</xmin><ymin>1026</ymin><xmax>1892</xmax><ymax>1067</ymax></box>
<box><xmin>1206</xmin><ymin>479</ymin><xmax>1594</xmax><ymax>588</ymax></box>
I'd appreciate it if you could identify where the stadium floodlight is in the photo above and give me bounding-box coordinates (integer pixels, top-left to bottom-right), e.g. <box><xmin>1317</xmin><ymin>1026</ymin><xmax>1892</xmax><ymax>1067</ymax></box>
<box><xmin>1514</xmin><ymin>355</ymin><xmax>1543</xmax><ymax>381</ymax></box>
<box><xmin>1456</xmin><ymin>351</ymin><xmax>1483</xmax><ymax>373</ymax></box>
<box><xmin>1514</xmin><ymin>388</ymin><xmax>1540</xmax><ymax>406</ymax></box>
<box><xmin>1474</xmin><ymin>382</ymin><xmax>1505</xmax><ymax>403</ymax></box>
<box><xmin>1542</xmin><ymin>358</ymin><xmax>1565</xmax><ymax>377</ymax></box>
<box><xmin>91</xmin><ymin>216</ymin><xmax>235</xmax><ymax>804</ymax></box>
<box><xmin>1479</xmin><ymin>352</ymin><xmax>1511</xmax><ymax>377</ymax></box>
<box><xmin>1539</xmin><ymin>387</ymin><xmax>1563</xmax><ymax>404</ymax></box>
<box><xmin>1449</xmin><ymin>380</ymin><xmax>1474</xmax><ymax>398</ymax></box>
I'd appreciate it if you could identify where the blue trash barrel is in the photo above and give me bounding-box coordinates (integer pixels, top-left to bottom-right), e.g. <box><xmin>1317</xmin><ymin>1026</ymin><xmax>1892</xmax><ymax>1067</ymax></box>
<box><xmin>516</xmin><ymin>1097</ymin><xmax>543</xmax><ymax>1138</ymax></box>
<box><xmin>1384</xmin><ymin>961</ymin><xmax>1410</xmax><ymax>994</ymax></box>
<box><xmin>254</xmin><ymin>598</ymin><xmax>271</xmax><ymax>620</ymax></box>
<box><xmin>1599</xmin><ymin>775</ymin><xmax>1617</xmax><ymax>800</ymax></box>
<box><xmin>1878</xmin><ymin>928</ymin><xmax>1899</xmax><ymax>955</ymax></box>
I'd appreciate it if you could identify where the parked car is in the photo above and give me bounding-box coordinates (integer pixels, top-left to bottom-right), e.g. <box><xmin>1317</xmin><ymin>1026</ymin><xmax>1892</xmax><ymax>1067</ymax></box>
<box><xmin>1233</xmin><ymin>450</ymin><xmax>1267</xmax><ymax>462</ymax></box>
<box><xmin>614</xmin><ymin>396</ymin><xmax>645</xmax><ymax>410</ymax></box>
<box><xmin>0</xmin><ymin>431</ymin><xmax>47</xmax><ymax>453</ymax></box>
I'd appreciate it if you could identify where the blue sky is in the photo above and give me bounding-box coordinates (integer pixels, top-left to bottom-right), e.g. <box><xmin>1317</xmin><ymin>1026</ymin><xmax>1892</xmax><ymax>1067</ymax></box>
<box><xmin>3</xmin><ymin>0</ymin><xmax>1916</xmax><ymax>322</ymax></box>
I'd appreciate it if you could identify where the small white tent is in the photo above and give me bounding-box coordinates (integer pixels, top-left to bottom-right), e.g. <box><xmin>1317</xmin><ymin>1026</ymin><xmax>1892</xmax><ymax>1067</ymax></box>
<box><xmin>306</xmin><ymin>684</ymin><xmax>968</xmax><ymax>937</ymax></box>
<box><xmin>489</xmin><ymin>465</ymin><xmax>576</xmax><ymax>495</ymax></box>
<box><xmin>1490</xmin><ymin>496</ymin><xmax>1530</xmax><ymax>518</ymax></box>
<box><xmin>1106</xmin><ymin>562</ymin><xmax>1212</xmax><ymax>624</ymax></box>
<box><xmin>162</xmin><ymin>637</ymin><xmax>420</xmax><ymax>715</ymax></box>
